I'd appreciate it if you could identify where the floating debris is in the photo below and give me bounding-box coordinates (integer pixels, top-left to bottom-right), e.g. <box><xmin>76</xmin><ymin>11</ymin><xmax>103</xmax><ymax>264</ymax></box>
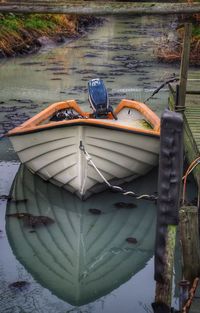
<box><xmin>126</xmin><ymin>237</ymin><xmax>138</xmax><ymax>244</ymax></box>
<box><xmin>6</xmin><ymin>212</ymin><xmax>55</xmax><ymax>228</ymax></box>
<box><xmin>89</xmin><ymin>208</ymin><xmax>102</xmax><ymax>215</ymax></box>
<box><xmin>20</xmin><ymin>62</ymin><xmax>45</xmax><ymax>66</ymax></box>
<box><xmin>0</xmin><ymin>195</ymin><xmax>12</xmax><ymax>201</ymax></box>
<box><xmin>45</xmin><ymin>67</ymin><xmax>66</xmax><ymax>71</ymax></box>
<box><xmin>49</xmin><ymin>61</ymin><xmax>64</xmax><ymax>65</ymax></box>
<box><xmin>114</xmin><ymin>202</ymin><xmax>137</xmax><ymax>209</ymax></box>
<box><xmin>112</xmin><ymin>56</ymin><xmax>131</xmax><ymax>62</ymax></box>
<box><xmin>8</xmin><ymin>198</ymin><xmax>28</xmax><ymax>204</ymax></box>
<box><xmin>52</xmin><ymin>72</ymin><xmax>68</xmax><ymax>75</ymax></box>
<box><xmin>9</xmin><ymin>281</ymin><xmax>30</xmax><ymax>291</ymax></box>
<box><xmin>6</xmin><ymin>212</ymin><xmax>32</xmax><ymax>219</ymax></box>
<box><xmin>84</xmin><ymin>53</ymin><xmax>98</xmax><ymax>58</ymax></box>
<box><xmin>13</xmin><ymin>99</ymin><xmax>33</xmax><ymax>104</ymax></box>
<box><xmin>23</xmin><ymin>215</ymin><xmax>55</xmax><ymax>228</ymax></box>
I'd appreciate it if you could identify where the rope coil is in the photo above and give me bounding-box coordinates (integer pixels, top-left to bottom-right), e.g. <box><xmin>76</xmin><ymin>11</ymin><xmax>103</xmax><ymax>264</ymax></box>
<box><xmin>79</xmin><ymin>141</ymin><xmax>157</xmax><ymax>202</ymax></box>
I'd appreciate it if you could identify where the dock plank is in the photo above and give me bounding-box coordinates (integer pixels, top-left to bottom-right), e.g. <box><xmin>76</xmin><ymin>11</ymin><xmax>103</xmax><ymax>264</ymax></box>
<box><xmin>184</xmin><ymin>93</ymin><xmax>200</xmax><ymax>186</ymax></box>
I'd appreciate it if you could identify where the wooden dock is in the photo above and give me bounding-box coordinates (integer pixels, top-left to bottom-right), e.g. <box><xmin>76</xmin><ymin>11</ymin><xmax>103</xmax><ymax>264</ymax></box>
<box><xmin>184</xmin><ymin>89</ymin><xmax>200</xmax><ymax>187</ymax></box>
<box><xmin>169</xmin><ymin>81</ymin><xmax>200</xmax><ymax>189</ymax></box>
<box><xmin>168</xmin><ymin>46</ymin><xmax>200</xmax><ymax>312</ymax></box>
<box><xmin>169</xmin><ymin>23</ymin><xmax>200</xmax><ymax>190</ymax></box>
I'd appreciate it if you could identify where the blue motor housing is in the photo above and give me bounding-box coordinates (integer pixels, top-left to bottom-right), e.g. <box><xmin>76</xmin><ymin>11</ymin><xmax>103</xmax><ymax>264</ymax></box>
<box><xmin>88</xmin><ymin>78</ymin><xmax>116</xmax><ymax>118</ymax></box>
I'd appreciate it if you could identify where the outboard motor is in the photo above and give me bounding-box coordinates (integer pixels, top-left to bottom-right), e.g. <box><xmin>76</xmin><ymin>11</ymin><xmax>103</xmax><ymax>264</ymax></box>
<box><xmin>88</xmin><ymin>78</ymin><xmax>117</xmax><ymax>119</ymax></box>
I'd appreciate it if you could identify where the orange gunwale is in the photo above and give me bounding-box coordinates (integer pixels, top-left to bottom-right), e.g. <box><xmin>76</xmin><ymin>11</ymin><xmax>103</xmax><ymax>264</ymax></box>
<box><xmin>7</xmin><ymin>99</ymin><xmax>160</xmax><ymax>137</ymax></box>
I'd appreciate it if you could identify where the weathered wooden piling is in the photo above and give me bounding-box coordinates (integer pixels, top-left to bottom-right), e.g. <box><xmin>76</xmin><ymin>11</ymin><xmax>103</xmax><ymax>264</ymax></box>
<box><xmin>179</xmin><ymin>206</ymin><xmax>200</xmax><ymax>284</ymax></box>
<box><xmin>168</xmin><ymin>21</ymin><xmax>200</xmax><ymax>198</ymax></box>
<box><xmin>179</xmin><ymin>280</ymin><xmax>191</xmax><ymax>312</ymax></box>
<box><xmin>167</xmin><ymin>21</ymin><xmax>200</xmax><ymax>313</ymax></box>
<box><xmin>152</xmin><ymin>109</ymin><xmax>183</xmax><ymax>313</ymax></box>
<box><xmin>176</xmin><ymin>23</ymin><xmax>192</xmax><ymax>112</ymax></box>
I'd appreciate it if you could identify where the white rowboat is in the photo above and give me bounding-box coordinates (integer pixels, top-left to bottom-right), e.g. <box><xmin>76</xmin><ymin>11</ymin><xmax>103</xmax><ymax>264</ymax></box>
<box><xmin>8</xmin><ymin>97</ymin><xmax>160</xmax><ymax>199</ymax></box>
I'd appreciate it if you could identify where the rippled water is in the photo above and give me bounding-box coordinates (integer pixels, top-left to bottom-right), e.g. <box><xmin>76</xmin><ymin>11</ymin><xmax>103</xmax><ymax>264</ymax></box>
<box><xmin>0</xmin><ymin>15</ymin><xmax>199</xmax><ymax>313</ymax></box>
<box><xmin>0</xmin><ymin>15</ymin><xmax>179</xmax><ymax>137</ymax></box>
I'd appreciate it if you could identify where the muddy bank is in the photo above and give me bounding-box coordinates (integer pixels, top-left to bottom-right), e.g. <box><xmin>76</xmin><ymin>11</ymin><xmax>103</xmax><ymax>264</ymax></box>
<box><xmin>0</xmin><ymin>14</ymin><xmax>104</xmax><ymax>58</ymax></box>
<box><xmin>155</xmin><ymin>14</ymin><xmax>200</xmax><ymax>66</ymax></box>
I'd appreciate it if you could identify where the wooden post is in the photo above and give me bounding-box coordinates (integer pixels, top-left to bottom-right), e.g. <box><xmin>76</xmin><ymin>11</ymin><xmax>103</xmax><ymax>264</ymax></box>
<box><xmin>179</xmin><ymin>206</ymin><xmax>200</xmax><ymax>283</ymax></box>
<box><xmin>177</xmin><ymin>23</ymin><xmax>192</xmax><ymax>111</ymax></box>
<box><xmin>179</xmin><ymin>280</ymin><xmax>190</xmax><ymax>312</ymax></box>
<box><xmin>152</xmin><ymin>109</ymin><xmax>183</xmax><ymax>313</ymax></box>
<box><xmin>154</xmin><ymin>225</ymin><xmax>177</xmax><ymax>309</ymax></box>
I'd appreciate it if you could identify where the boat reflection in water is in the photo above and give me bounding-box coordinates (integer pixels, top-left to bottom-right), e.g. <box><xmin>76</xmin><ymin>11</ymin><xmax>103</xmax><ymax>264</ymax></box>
<box><xmin>6</xmin><ymin>165</ymin><xmax>157</xmax><ymax>306</ymax></box>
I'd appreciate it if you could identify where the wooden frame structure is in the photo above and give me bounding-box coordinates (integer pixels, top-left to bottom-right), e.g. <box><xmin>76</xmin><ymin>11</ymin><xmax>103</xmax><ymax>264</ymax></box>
<box><xmin>0</xmin><ymin>1</ymin><xmax>200</xmax><ymax>15</ymax></box>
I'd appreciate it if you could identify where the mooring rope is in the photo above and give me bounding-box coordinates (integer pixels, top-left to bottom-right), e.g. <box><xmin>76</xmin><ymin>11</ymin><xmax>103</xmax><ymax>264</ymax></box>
<box><xmin>144</xmin><ymin>76</ymin><xmax>179</xmax><ymax>103</ymax></box>
<box><xmin>182</xmin><ymin>156</ymin><xmax>200</xmax><ymax>205</ymax></box>
<box><xmin>79</xmin><ymin>141</ymin><xmax>157</xmax><ymax>202</ymax></box>
<box><xmin>182</xmin><ymin>277</ymin><xmax>200</xmax><ymax>313</ymax></box>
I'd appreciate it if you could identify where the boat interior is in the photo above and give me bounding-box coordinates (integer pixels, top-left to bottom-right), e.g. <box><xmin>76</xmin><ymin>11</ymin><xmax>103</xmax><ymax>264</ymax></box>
<box><xmin>7</xmin><ymin>79</ymin><xmax>160</xmax><ymax>136</ymax></box>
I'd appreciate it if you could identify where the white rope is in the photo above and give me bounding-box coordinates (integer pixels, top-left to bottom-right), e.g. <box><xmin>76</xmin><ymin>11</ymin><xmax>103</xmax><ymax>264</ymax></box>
<box><xmin>84</xmin><ymin>150</ymin><xmax>112</xmax><ymax>188</ymax></box>
<box><xmin>79</xmin><ymin>141</ymin><xmax>157</xmax><ymax>201</ymax></box>
<box><xmin>80</xmin><ymin>157</ymin><xmax>88</xmax><ymax>196</ymax></box>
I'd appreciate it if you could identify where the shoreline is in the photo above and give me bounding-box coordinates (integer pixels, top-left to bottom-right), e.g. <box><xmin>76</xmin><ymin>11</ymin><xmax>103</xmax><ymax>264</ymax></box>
<box><xmin>155</xmin><ymin>14</ymin><xmax>200</xmax><ymax>66</ymax></box>
<box><xmin>0</xmin><ymin>14</ymin><xmax>104</xmax><ymax>58</ymax></box>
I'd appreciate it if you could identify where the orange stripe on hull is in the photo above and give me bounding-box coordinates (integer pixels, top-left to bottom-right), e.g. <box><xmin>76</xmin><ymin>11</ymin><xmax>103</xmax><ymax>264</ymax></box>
<box><xmin>7</xmin><ymin>99</ymin><xmax>160</xmax><ymax>137</ymax></box>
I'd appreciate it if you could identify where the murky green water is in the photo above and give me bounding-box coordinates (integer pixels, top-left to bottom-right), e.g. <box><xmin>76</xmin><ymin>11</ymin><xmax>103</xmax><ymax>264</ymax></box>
<box><xmin>0</xmin><ymin>15</ymin><xmax>179</xmax><ymax>138</ymax></box>
<box><xmin>0</xmin><ymin>15</ymin><xmax>199</xmax><ymax>313</ymax></box>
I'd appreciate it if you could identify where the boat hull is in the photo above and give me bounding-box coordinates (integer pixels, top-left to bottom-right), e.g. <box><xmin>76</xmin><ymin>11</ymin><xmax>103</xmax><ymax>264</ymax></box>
<box><xmin>6</xmin><ymin>164</ymin><xmax>157</xmax><ymax>306</ymax></box>
<box><xmin>9</xmin><ymin>123</ymin><xmax>159</xmax><ymax>199</ymax></box>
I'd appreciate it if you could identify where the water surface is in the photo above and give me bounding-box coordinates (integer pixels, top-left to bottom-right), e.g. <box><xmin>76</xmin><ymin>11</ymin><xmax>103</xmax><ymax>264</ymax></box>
<box><xmin>0</xmin><ymin>15</ymin><xmax>199</xmax><ymax>313</ymax></box>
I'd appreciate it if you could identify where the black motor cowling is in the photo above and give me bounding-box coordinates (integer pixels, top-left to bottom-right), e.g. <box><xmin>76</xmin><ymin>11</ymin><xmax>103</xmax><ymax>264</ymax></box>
<box><xmin>88</xmin><ymin>78</ymin><xmax>117</xmax><ymax>119</ymax></box>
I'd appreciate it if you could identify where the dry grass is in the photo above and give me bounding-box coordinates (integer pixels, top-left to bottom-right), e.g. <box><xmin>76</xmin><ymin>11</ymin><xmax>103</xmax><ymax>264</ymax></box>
<box><xmin>156</xmin><ymin>7</ymin><xmax>200</xmax><ymax>66</ymax></box>
<box><xmin>0</xmin><ymin>14</ymin><xmax>82</xmax><ymax>57</ymax></box>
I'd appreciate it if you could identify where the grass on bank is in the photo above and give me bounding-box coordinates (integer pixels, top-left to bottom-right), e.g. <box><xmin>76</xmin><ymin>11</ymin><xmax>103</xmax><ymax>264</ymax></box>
<box><xmin>0</xmin><ymin>14</ymin><xmax>79</xmax><ymax>57</ymax></box>
<box><xmin>0</xmin><ymin>11</ymin><xmax>200</xmax><ymax>61</ymax></box>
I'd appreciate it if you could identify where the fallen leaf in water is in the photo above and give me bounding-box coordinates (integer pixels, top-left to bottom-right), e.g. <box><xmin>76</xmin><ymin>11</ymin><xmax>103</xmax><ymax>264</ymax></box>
<box><xmin>114</xmin><ymin>202</ymin><xmax>137</xmax><ymax>209</ymax></box>
<box><xmin>126</xmin><ymin>237</ymin><xmax>138</xmax><ymax>244</ymax></box>
<box><xmin>6</xmin><ymin>212</ymin><xmax>32</xmax><ymax>219</ymax></box>
<box><xmin>9</xmin><ymin>281</ymin><xmax>30</xmax><ymax>290</ymax></box>
<box><xmin>6</xmin><ymin>213</ymin><xmax>55</xmax><ymax>228</ymax></box>
<box><xmin>23</xmin><ymin>215</ymin><xmax>55</xmax><ymax>228</ymax></box>
<box><xmin>89</xmin><ymin>208</ymin><xmax>102</xmax><ymax>215</ymax></box>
